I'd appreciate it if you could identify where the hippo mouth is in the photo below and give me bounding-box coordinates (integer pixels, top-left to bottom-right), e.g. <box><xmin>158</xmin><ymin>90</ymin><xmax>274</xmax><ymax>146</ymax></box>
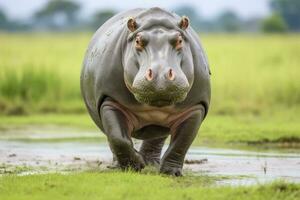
<box><xmin>126</xmin><ymin>80</ymin><xmax>190</xmax><ymax>107</ymax></box>
<box><xmin>149</xmin><ymin>99</ymin><xmax>173</xmax><ymax>107</ymax></box>
<box><xmin>133</xmin><ymin>91</ymin><xmax>188</xmax><ymax>107</ymax></box>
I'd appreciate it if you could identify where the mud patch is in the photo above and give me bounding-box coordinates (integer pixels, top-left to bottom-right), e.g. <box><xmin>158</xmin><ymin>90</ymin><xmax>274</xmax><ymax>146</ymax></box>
<box><xmin>1</xmin><ymin>140</ymin><xmax>300</xmax><ymax>185</ymax></box>
<box><xmin>185</xmin><ymin>147</ymin><xmax>300</xmax><ymax>185</ymax></box>
<box><xmin>0</xmin><ymin>127</ymin><xmax>300</xmax><ymax>185</ymax></box>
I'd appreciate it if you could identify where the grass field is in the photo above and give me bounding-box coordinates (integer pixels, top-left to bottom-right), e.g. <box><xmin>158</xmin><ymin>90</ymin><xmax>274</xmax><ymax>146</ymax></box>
<box><xmin>0</xmin><ymin>33</ymin><xmax>300</xmax><ymax>115</ymax></box>
<box><xmin>0</xmin><ymin>172</ymin><xmax>299</xmax><ymax>200</ymax></box>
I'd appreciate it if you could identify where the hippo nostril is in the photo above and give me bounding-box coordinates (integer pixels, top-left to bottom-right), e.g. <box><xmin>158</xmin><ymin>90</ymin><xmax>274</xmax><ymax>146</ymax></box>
<box><xmin>167</xmin><ymin>68</ymin><xmax>175</xmax><ymax>81</ymax></box>
<box><xmin>145</xmin><ymin>68</ymin><xmax>153</xmax><ymax>81</ymax></box>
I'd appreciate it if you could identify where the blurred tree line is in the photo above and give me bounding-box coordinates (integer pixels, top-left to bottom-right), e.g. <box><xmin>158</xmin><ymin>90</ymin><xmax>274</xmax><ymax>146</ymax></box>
<box><xmin>0</xmin><ymin>0</ymin><xmax>299</xmax><ymax>33</ymax></box>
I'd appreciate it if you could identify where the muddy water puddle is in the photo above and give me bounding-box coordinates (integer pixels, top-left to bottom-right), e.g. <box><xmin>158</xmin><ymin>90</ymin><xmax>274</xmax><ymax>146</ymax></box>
<box><xmin>0</xmin><ymin>128</ymin><xmax>299</xmax><ymax>185</ymax></box>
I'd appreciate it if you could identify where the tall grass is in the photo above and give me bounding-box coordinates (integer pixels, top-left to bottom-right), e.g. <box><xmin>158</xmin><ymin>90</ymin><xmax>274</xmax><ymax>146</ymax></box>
<box><xmin>0</xmin><ymin>33</ymin><xmax>299</xmax><ymax>115</ymax></box>
<box><xmin>0</xmin><ymin>67</ymin><xmax>61</xmax><ymax>101</ymax></box>
<box><xmin>204</xmin><ymin>34</ymin><xmax>300</xmax><ymax>114</ymax></box>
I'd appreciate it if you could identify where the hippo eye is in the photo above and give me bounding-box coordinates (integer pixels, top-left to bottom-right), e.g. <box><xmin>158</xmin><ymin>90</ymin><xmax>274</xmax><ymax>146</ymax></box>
<box><xmin>135</xmin><ymin>36</ymin><xmax>144</xmax><ymax>51</ymax></box>
<box><xmin>175</xmin><ymin>35</ymin><xmax>183</xmax><ymax>51</ymax></box>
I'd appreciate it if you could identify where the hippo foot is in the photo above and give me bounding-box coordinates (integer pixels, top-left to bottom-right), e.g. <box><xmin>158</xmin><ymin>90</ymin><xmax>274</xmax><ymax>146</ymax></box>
<box><xmin>106</xmin><ymin>160</ymin><xmax>119</xmax><ymax>169</ymax></box>
<box><xmin>118</xmin><ymin>151</ymin><xmax>146</xmax><ymax>172</ymax></box>
<box><xmin>141</xmin><ymin>154</ymin><xmax>160</xmax><ymax>167</ymax></box>
<box><xmin>159</xmin><ymin>164</ymin><xmax>182</xmax><ymax>176</ymax></box>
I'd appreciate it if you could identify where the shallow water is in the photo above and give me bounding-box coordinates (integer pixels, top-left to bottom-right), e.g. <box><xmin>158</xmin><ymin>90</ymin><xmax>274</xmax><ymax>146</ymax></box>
<box><xmin>0</xmin><ymin>127</ymin><xmax>299</xmax><ymax>185</ymax></box>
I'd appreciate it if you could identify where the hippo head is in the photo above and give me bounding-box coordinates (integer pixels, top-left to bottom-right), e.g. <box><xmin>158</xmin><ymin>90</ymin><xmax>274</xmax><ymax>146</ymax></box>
<box><xmin>123</xmin><ymin>16</ymin><xmax>194</xmax><ymax>107</ymax></box>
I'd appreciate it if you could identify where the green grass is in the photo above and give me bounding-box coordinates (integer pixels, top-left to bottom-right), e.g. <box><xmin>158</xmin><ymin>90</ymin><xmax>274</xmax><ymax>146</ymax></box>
<box><xmin>0</xmin><ymin>33</ymin><xmax>87</xmax><ymax>114</ymax></box>
<box><xmin>197</xmin><ymin>108</ymin><xmax>300</xmax><ymax>146</ymax></box>
<box><xmin>205</xmin><ymin>34</ymin><xmax>300</xmax><ymax>114</ymax></box>
<box><xmin>0</xmin><ymin>172</ymin><xmax>299</xmax><ymax>200</ymax></box>
<box><xmin>0</xmin><ymin>33</ymin><xmax>300</xmax><ymax>115</ymax></box>
<box><xmin>0</xmin><ymin>113</ymin><xmax>95</xmax><ymax>129</ymax></box>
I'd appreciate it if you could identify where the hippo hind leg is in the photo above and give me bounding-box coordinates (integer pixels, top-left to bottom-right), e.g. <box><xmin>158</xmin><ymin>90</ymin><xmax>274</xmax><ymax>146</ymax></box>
<box><xmin>133</xmin><ymin>125</ymin><xmax>169</xmax><ymax>167</ymax></box>
<box><xmin>139</xmin><ymin>136</ymin><xmax>168</xmax><ymax>167</ymax></box>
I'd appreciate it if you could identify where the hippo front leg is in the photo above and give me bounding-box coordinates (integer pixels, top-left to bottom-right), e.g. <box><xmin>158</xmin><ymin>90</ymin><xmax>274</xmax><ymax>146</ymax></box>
<box><xmin>160</xmin><ymin>106</ymin><xmax>205</xmax><ymax>176</ymax></box>
<box><xmin>100</xmin><ymin>103</ymin><xmax>145</xmax><ymax>171</ymax></box>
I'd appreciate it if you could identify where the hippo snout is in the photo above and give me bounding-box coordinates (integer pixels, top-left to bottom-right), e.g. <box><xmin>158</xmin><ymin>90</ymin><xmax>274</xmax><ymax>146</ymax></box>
<box><xmin>131</xmin><ymin>69</ymin><xmax>190</xmax><ymax>106</ymax></box>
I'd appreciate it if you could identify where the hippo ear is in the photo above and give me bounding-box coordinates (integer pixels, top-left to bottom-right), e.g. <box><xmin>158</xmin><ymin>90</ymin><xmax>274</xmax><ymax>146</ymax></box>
<box><xmin>127</xmin><ymin>17</ymin><xmax>138</xmax><ymax>32</ymax></box>
<box><xmin>179</xmin><ymin>16</ymin><xmax>189</xmax><ymax>30</ymax></box>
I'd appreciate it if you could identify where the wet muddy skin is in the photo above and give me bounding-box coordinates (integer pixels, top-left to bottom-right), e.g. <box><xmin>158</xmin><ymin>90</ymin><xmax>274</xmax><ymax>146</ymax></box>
<box><xmin>0</xmin><ymin>128</ymin><xmax>299</xmax><ymax>185</ymax></box>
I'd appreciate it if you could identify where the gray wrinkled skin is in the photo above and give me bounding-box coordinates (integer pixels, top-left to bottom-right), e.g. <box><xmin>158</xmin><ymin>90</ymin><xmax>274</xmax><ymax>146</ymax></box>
<box><xmin>81</xmin><ymin>7</ymin><xmax>211</xmax><ymax>176</ymax></box>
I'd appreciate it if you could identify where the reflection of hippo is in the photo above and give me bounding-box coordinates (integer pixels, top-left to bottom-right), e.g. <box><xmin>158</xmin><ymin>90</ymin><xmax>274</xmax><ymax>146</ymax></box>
<box><xmin>81</xmin><ymin>7</ymin><xmax>211</xmax><ymax>176</ymax></box>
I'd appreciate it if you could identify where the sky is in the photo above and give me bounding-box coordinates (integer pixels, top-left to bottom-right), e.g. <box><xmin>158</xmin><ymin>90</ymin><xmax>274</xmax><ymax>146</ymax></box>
<box><xmin>0</xmin><ymin>0</ymin><xmax>271</xmax><ymax>20</ymax></box>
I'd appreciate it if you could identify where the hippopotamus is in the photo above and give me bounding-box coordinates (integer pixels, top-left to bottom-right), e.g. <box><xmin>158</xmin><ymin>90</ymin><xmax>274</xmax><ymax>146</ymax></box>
<box><xmin>81</xmin><ymin>7</ymin><xmax>211</xmax><ymax>176</ymax></box>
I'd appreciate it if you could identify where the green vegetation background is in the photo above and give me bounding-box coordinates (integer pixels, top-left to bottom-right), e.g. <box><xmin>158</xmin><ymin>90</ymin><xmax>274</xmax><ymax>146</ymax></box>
<box><xmin>0</xmin><ymin>33</ymin><xmax>299</xmax><ymax>146</ymax></box>
<box><xmin>1</xmin><ymin>34</ymin><xmax>299</xmax><ymax>114</ymax></box>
